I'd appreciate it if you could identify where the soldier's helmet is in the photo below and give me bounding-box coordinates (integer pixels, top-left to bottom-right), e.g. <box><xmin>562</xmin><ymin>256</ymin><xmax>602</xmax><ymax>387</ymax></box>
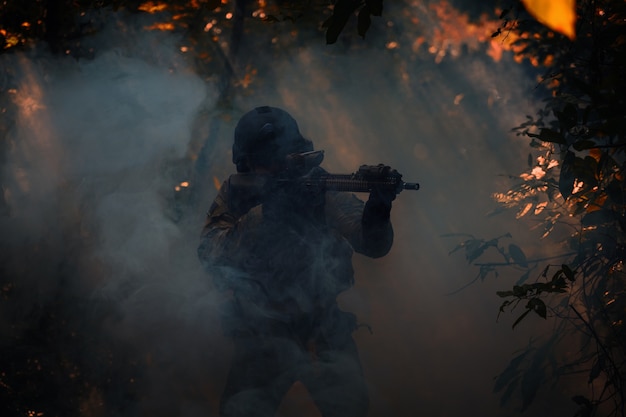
<box><xmin>232</xmin><ymin>106</ymin><xmax>314</xmax><ymax>172</ymax></box>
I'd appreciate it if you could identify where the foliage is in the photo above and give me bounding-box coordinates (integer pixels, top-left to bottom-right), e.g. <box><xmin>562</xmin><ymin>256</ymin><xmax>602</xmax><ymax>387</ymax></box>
<box><xmin>449</xmin><ymin>0</ymin><xmax>626</xmax><ymax>415</ymax></box>
<box><xmin>0</xmin><ymin>0</ymin><xmax>386</xmax><ymax>56</ymax></box>
<box><xmin>323</xmin><ymin>0</ymin><xmax>384</xmax><ymax>43</ymax></box>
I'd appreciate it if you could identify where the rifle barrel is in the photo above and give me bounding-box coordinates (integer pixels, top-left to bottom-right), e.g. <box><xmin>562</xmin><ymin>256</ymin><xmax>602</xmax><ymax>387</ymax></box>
<box><xmin>403</xmin><ymin>182</ymin><xmax>420</xmax><ymax>190</ymax></box>
<box><xmin>302</xmin><ymin>175</ymin><xmax>419</xmax><ymax>193</ymax></box>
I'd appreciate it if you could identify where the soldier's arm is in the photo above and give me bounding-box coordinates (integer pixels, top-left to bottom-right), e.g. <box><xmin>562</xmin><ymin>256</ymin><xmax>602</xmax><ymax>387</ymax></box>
<box><xmin>325</xmin><ymin>191</ymin><xmax>394</xmax><ymax>258</ymax></box>
<box><xmin>197</xmin><ymin>181</ymin><xmax>264</xmax><ymax>288</ymax></box>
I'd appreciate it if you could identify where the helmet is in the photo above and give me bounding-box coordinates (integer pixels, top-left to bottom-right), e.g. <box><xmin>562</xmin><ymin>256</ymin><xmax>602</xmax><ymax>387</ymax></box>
<box><xmin>232</xmin><ymin>106</ymin><xmax>314</xmax><ymax>172</ymax></box>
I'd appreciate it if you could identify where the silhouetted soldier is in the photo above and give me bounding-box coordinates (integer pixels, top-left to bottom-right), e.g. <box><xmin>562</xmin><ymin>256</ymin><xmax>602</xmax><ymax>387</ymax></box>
<box><xmin>198</xmin><ymin>106</ymin><xmax>401</xmax><ymax>417</ymax></box>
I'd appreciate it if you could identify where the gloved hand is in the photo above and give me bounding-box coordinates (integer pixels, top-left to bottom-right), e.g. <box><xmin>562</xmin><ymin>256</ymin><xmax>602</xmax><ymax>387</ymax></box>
<box><xmin>360</xmin><ymin>164</ymin><xmax>402</xmax><ymax>225</ymax></box>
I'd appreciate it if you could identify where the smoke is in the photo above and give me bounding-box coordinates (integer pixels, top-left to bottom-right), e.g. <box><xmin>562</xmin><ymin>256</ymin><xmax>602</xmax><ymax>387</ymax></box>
<box><xmin>0</xmin><ymin>12</ymin><xmax>231</xmax><ymax>417</ymax></box>
<box><xmin>1</xmin><ymin>4</ymin><xmax>579</xmax><ymax>417</ymax></box>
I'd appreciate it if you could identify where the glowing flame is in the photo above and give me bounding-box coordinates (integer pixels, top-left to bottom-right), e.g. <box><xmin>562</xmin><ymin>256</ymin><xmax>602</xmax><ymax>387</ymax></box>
<box><xmin>521</xmin><ymin>0</ymin><xmax>576</xmax><ymax>40</ymax></box>
<box><xmin>421</xmin><ymin>1</ymin><xmax>518</xmax><ymax>64</ymax></box>
<box><xmin>144</xmin><ymin>22</ymin><xmax>176</xmax><ymax>31</ymax></box>
<box><xmin>174</xmin><ymin>181</ymin><xmax>190</xmax><ymax>192</ymax></box>
<box><xmin>138</xmin><ymin>1</ymin><xmax>169</xmax><ymax>13</ymax></box>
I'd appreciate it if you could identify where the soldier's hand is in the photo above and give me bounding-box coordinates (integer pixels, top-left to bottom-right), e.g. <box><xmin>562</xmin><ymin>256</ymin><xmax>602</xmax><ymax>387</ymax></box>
<box><xmin>360</xmin><ymin>164</ymin><xmax>402</xmax><ymax>225</ymax></box>
<box><xmin>359</xmin><ymin>164</ymin><xmax>402</xmax><ymax>206</ymax></box>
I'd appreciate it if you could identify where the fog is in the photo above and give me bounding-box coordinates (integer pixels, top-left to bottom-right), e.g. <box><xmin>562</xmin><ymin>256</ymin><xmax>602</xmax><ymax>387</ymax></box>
<box><xmin>1</xmin><ymin>4</ymin><xmax>579</xmax><ymax>417</ymax></box>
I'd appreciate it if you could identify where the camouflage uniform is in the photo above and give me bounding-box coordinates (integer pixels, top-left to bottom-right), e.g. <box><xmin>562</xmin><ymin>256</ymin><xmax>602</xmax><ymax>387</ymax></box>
<box><xmin>198</xmin><ymin>174</ymin><xmax>394</xmax><ymax>417</ymax></box>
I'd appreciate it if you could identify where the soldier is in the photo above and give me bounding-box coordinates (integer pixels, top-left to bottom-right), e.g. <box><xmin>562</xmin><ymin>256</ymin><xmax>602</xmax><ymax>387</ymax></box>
<box><xmin>198</xmin><ymin>106</ymin><xmax>400</xmax><ymax>417</ymax></box>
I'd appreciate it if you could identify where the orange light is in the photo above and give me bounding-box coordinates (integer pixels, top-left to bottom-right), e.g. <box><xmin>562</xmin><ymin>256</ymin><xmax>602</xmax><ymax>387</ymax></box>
<box><xmin>138</xmin><ymin>1</ymin><xmax>168</xmax><ymax>13</ymax></box>
<box><xmin>144</xmin><ymin>22</ymin><xmax>175</xmax><ymax>31</ymax></box>
<box><xmin>213</xmin><ymin>176</ymin><xmax>222</xmax><ymax>190</ymax></box>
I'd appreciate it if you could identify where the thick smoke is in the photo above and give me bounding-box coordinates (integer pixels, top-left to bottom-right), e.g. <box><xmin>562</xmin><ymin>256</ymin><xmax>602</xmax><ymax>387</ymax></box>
<box><xmin>1</xmin><ymin>5</ymin><xmax>579</xmax><ymax>417</ymax></box>
<box><xmin>0</xmin><ymin>13</ymin><xmax>231</xmax><ymax>417</ymax></box>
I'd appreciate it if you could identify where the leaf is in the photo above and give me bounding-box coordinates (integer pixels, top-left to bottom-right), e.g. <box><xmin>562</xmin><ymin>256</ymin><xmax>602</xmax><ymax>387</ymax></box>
<box><xmin>357</xmin><ymin>5</ymin><xmax>371</xmax><ymax>38</ymax></box>
<box><xmin>572</xmin><ymin>395</ymin><xmax>592</xmax><ymax>406</ymax></box>
<box><xmin>512</xmin><ymin>308</ymin><xmax>532</xmax><ymax>329</ymax></box>
<box><xmin>326</xmin><ymin>16</ymin><xmax>349</xmax><ymax>44</ymax></box>
<box><xmin>326</xmin><ymin>0</ymin><xmax>359</xmax><ymax>44</ymax></box>
<box><xmin>538</xmin><ymin>128</ymin><xmax>566</xmax><ymax>144</ymax></box>
<box><xmin>263</xmin><ymin>15</ymin><xmax>280</xmax><ymax>22</ymax></box>
<box><xmin>206</xmin><ymin>0</ymin><xmax>222</xmax><ymax>10</ymax></box>
<box><xmin>508</xmin><ymin>244</ymin><xmax>529</xmax><ymax>268</ymax></box>
<box><xmin>572</xmin><ymin>140</ymin><xmax>596</xmax><ymax>151</ymax></box>
<box><xmin>581</xmin><ymin>210</ymin><xmax>612</xmax><ymax>227</ymax></box>
<box><xmin>561</xmin><ymin>264</ymin><xmax>576</xmax><ymax>281</ymax></box>
<box><xmin>521</xmin><ymin>0</ymin><xmax>576</xmax><ymax>40</ymax></box>
<box><xmin>498</xmin><ymin>377</ymin><xmax>519</xmax><ymax>407</ymax></box>
<box><xmin>555</xmin><ymin>103</ymin><xmax>578</xmax><ymax>131</ymax></box>
<box><xmin>588</xmin><ymin>356</ymin><xmax>604</xmax><ymax>383</ymax></box>
<box><xmin>607</xmin><ymin>179</ymin><xmax>625</xmax><ymax>204</ymax></box>
<box><xmin>366</xmin><ymin>0</ymin><xmax>383</xmax><ymax>16</ymax></box>
<box><xmin>527</xmin><ymin>298</ymin><xmax>547</xmax><ymax>319</ymax></box>
<box><xmin>321</xmin><ymin>15</ymin><xmax>333</xmax><ymax>28</ymax></box>
<box><xmin>494</xmin><ymin>350</ymin><xmax>529</xmax><ymax>393</ymax></box>
<box><xmin>520</xmin><ymin>363</ymin><xmax>545</xmax><ymax>410</ymax></box>
<box><xmin>559</xmin><ymin>151</ymin><xmax>576</xmax><ymax>199</ymax></box>
<box><xmin>478</xmin><ymin>264</ymin><xmax>495</xmax><ymax>282</ymax></box>
<box><xmin>516</xmin><ymin>269</ymin><xmax>532</xmax><ymax>285</ymax></box>
<box><xmin>463</xmin><ymin>239</ymin><xmax>486</xmax><ymax>263</ymax></box>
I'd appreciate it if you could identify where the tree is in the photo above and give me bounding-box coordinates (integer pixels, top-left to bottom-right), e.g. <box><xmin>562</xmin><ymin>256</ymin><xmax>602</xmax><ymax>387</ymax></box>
<box><xmin>449</xmin><ymin>1</ymin><xmax>625</xmax><ymax>415</ymax></box>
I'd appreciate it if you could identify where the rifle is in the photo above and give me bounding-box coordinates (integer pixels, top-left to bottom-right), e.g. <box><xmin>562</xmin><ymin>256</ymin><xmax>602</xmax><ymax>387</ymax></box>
<box><xmin>228</xmin><ymin>150</ymin><xmax>419</xmax><ymax>204</ymax></box>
